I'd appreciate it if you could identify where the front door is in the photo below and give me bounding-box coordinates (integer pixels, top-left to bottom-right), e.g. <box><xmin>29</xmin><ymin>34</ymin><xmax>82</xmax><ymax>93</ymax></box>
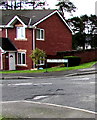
<box><xmin>9</xmin><ymin>52</ymin><xmax>16</xmax><ymax>70</ymax></box>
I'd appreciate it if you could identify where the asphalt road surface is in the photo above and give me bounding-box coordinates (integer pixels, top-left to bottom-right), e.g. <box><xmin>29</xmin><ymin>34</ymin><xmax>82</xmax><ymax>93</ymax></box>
<box><xmin>1</xmin><ymin>73</ymin><xmax>96</xmax><ymax>112</ymax></box>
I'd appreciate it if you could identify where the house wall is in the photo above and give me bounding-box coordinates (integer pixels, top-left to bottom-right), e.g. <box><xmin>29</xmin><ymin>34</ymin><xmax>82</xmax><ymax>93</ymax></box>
<box><xmin>7</xmin><ymin>27</ymin><xmax>33</xmax><ymax>70</ymax></box>
<box><xmin>0</xmin><ymin>28</ymin><xmax>6</xmax><ymax>38</ymax></box>
<box><xmin>36</xmin><ymin>13</ymin><xmax>72</xmax><ymax>55</ymax></box>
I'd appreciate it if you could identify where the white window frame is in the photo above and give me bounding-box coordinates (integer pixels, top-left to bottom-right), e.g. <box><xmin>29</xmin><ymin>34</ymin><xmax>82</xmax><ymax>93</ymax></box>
<box><xmin>36</xmin><ymin>28</ymin><xmax>44</xmax><ymax>40</ymax></box>
<box><xmin>17</xmin><ymin>52</ymin><xmax>26</xmax><ymax>66</ymax></box>
<box><xmin>37</xmin><ymin>57</ymin><xmax>45</xmax><ymax>66</ymax></box>
<box><xmin>16</xmin><ymin>27</ymin><xmax>26</xmax><ymax>39</ymax></box>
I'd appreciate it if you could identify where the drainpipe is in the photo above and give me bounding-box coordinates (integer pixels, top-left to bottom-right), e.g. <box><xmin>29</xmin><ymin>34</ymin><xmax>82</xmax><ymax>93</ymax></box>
<box><xmin>33</xmin><ymin>27</ymin><xmax>36</xmax><ymax>50</ymax></box>
<box><xmin>32</xmin><ymin>26</ymin><xmax>36</xmax><ymax>68</ymax></box>
<box><xmin>5</xmin><ymin>29</ymin><xmax>8</xmax><ymax>38</ymax></box>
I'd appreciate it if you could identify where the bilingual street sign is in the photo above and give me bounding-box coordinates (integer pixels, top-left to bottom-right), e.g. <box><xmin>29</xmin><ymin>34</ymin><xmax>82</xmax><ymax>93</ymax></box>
<box><xmin>47</xmin><ymin>59</ymin><xmax>68</xmax><ymax>63</ymax></box>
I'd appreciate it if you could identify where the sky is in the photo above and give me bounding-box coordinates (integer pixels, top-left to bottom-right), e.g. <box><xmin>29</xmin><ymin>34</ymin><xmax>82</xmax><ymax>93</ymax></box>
<box><xmin>46</xmin><ymin>0</ymin><xmax>97</xmax><ymax>18</ymax></box>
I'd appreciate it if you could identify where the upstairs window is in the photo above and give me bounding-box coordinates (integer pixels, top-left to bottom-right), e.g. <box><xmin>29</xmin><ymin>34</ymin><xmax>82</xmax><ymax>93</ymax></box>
<box><xmin>36</xmin><ymin>29</ymin><xmax>44</xmax><ymax>40</ymax></box>
<box><xmin>16</xmin><ymin>27</ymin><xmax>25</xmax><ymax>39</ymax></box>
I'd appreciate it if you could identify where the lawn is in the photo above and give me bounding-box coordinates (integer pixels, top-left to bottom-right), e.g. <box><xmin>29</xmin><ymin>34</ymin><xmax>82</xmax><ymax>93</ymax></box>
<box><xmin>1</xmin><ymin>61</ymin><xmax>97</xmax><ymax>74</ymax></box>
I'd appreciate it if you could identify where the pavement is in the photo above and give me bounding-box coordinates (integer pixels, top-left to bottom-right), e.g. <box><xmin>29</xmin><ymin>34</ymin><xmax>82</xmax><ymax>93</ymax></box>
<box><xmin>1</xmin><ymin>63</ymin><xmax>97</xmax><ymax>79</ymax></box>
<box><xmin>2</xmin><ymin>101</ymin><xmax>96</xmax><ymax>118</ymax></box>
<box><xmin>1</xmin><ymin>63</ymin><xmax>97</xmax><ymax>118</ymax></box>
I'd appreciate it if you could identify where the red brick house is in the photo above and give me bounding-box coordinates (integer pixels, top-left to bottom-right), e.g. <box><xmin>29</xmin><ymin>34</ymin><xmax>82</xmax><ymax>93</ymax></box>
<box><xmin>0</xmin><ymin>10</ymin><xmax>73</xmax><ymax>70</ymax></box>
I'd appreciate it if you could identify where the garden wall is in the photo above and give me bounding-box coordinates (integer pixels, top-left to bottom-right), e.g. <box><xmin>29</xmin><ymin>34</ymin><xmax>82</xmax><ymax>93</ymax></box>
<box><xmin>57</xmin><ymin>48</ymin><xmax>97</xmax><ymax>64</ymax></box>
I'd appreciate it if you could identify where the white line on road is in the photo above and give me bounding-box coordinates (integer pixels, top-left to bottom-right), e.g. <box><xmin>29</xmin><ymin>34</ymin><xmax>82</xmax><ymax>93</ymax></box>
<box><xmin>8</xmin><ymin>82</ymin><xmax>53</xmax><ymax>86</ymax></box>
<box><xmin>8</xmin><ymin>83</ymin><xmax>33</xmax><ymax>86</ymax></box>
<box><xmin>72</xmin><ymin>78</ymin><xmax>90</xmax><ymax>81</ymax></box>
<box><xmin>33</xmin><ymin>83</ymin><xmax>52</xmax><ymax>86</ymax></box>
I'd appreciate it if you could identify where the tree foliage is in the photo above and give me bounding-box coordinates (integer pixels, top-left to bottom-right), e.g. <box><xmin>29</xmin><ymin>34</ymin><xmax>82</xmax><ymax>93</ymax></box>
<box><xmin>30</xmin><ymin>48</ymin><xmax>46</xmax><ymax>68</ymax></box>
<box><xmin>56</xmin><ymin>0</ymin><xmax>76</xmax><ymax>16</ymax></box>
<box><xmin>67</xmin><ymin>15</ymin><xmax>97</xmax><ymax>50</ymax></box>
<box><xmin>0</xmin><ymin>0</ymin><xmax>46</xmax><ymax>10</ymax></box>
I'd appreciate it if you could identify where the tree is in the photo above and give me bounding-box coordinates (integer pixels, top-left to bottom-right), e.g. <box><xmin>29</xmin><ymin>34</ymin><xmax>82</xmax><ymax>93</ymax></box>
<box><xmin>30</xmin><ymin>48</ymin><xmax>46</xmax><ymax>69</ymax></box>
<box><xmin>56</xmin><ymin>0</ymin><xmax>76</xmax><ymax>16</ymax></box>
<box><xmin>67</xmin><ymin>14</ymin><xmax>97</xmax><ymax>50</ymax></box>
<box><xmin>25</xmin><ymin>0</ymin><xmax>46</xmax><ymax>10</ymax></box>
<box><xmin>67</xmin><ymin>15</ymin><xmax>90</xmax><ymax>50</ymax></box>
<box><xmin>0</xmin><ymin>0</ymin><xmax>47</xmax><ymax>10</ymax></box>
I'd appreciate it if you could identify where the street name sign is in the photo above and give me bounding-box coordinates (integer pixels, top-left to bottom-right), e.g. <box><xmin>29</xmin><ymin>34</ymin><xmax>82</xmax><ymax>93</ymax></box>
<box><xmin>47</xmin><ymin>59</ymin><xmax>68</xmax><ymax>63</ymax></box>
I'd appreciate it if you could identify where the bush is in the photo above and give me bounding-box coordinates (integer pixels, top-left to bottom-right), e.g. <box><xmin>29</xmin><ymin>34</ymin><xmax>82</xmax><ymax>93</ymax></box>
<box><xmin>64</xmin><ymin>56</ymin><xmax>81</xmax><ymax>67</ymax></box>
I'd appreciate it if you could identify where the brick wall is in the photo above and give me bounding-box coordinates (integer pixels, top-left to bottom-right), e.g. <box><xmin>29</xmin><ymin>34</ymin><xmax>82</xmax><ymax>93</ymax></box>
<box><xmin>36</xmin><ymin>13</ymin><xmax>72</xmax><ymax>55</ymax></box>
<box><xmin>7</xmin><ymin>27</ymin><xmax>33</xmax><ymax>70</ymax></box>
<box><xmin>57</xmin><ymin>49</ymin><xmax>97</xmax><ymax>64</ymax></box>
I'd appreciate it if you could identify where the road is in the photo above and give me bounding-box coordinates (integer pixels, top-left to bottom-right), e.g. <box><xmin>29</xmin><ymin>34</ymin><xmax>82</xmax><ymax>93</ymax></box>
<box><xmin>1</xmin><ymin>73</ymin><xmax>96</xmax><ymax>112</ymax></box>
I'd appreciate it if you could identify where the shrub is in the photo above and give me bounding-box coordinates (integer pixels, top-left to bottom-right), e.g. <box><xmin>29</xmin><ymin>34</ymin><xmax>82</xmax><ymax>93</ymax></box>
<box><xmin>64</xmin><ymin>56</ymin><xmax>81</xmax><ymax>67</ymax></box>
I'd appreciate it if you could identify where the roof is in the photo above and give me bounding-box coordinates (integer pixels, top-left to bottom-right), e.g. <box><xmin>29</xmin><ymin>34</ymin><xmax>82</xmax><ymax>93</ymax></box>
<box><xmin>0</xmin><ymin>10</ymin><xmax>73</xmax><ymax>33</ymax></box>
<box><xmin>0</xmin><ymin>37</ymin><xmax>17</xmax><ymax>51</ymax></box>
<box><xmin>0</xmin><ymin>10</ymin><xmax>55</xmax><ymax>25</ymax></box>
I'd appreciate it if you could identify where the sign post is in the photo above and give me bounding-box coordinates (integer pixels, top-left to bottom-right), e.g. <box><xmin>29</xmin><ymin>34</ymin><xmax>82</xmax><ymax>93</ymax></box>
<box><xmin>64</xmin><ymin>59</ymin><xmax>68</xmax><ymax>67</ymax></box>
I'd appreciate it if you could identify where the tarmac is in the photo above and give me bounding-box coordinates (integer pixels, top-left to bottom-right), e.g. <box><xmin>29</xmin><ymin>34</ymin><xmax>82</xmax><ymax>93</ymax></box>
<box><xmin>1</xmin><ymin>63</ymin><xmax>97</xmax><ymax>119</ymax></box>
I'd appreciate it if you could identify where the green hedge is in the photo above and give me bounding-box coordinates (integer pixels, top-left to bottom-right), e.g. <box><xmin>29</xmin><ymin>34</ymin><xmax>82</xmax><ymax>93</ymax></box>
<box><xmin>64</xmin><ymin>56</ymin><xmax>81</xmax><ymax>67</ymax></box>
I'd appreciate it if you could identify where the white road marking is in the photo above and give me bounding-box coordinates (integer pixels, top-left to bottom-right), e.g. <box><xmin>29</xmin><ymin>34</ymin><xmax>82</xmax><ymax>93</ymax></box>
<box><xmin>8</xmin><ymin>82</ymin><xmax>52</xmax><ymax>86</ymax></box>
<box><xmin>90</xmin><ymin>82</ymin><xmax>97</xmax><ymax>84</ymax></box>
<box><xmin>33</xmin><ymin>96</ymin><xmax>48</xmax><ymax>100</ymax></box>
<box><xmin>33</xmin><ymin>83</ymin><xmax>52</xmax><ymax>86</ymax></box>
<box><xmin>8</xmin><ymin>83</ymin><xmax>33</xmax><ymax>86</ymax></box>
<box><xmin>1</xmin><ymin>100</ymin><xmax>96</xmax><ymax>115</ymax></box>
<box><xmin>72</xmin><ymin>78</ymin><xmax>90</xmax><ymax>81</ymax></box>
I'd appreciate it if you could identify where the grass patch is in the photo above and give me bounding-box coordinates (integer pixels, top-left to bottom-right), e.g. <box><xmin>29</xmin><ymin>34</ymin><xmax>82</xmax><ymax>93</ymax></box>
<box><xmin>0</xmin><ymin>116</ymin><xmax>2</xmax><ymax>120</ymax></box>
<box><xmin>1</xmin><ymin>61</ymin><xmax>97</xmax><ymax>74</ymax></box>
<box><xmin>1</xmin><ymin>118</ymin><xmax>19</xmax><ymax>120</ymax></box>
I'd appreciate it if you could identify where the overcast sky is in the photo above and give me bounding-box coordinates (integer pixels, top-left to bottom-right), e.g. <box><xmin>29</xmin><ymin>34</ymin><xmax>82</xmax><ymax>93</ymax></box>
<box><xmin>46</xmin><ymin>0</ymin><xmax>97</xmax><ymax>17</ymax></box>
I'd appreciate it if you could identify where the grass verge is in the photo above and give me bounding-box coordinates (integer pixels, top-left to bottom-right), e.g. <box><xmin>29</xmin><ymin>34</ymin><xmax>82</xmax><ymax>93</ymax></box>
<box><xmin>0</xmin><ymin>61</ymin><xmax>97</xmax><ymax>74</ymax></box>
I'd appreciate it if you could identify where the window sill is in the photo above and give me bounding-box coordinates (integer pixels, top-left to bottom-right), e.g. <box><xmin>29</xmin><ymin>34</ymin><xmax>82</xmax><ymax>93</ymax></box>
<box><xmin>36</xmin><ymin>39</ymin><xmax>44</xmax><ymax>41</ymax></box>
<box><xmin>15</xmin><ymin>38</ymin><xmax>27</xmax><ymax>41</ymax></box>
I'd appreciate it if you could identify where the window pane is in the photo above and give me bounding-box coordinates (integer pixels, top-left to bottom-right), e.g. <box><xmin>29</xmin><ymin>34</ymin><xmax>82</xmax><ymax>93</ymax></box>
<box><xmin>22</xmin><ymin>53</ymin><xmax>25</xmax><ymax>64</ymax></box>
<box><xmin>18</xmin><ymin>53</ymin><xmax>21</xmax><ymax>64</ymax></box>
<box><xmin>17</xmin><ymin>27</ymin><xmax>21</xmax><ymax>38</ymax></box>
<box><xmin>17</xmin><ymin>27</ymin><xmax>25</xmax><ymax>39</ymax></box>
<box><xmin>36</xmin><ymin>29</ymin><xmax>40</xmax><ymax>39</ymax></box>
<box><xmin>21</xmin><ymin>27</ymin><xmax>25</xmax><ymax>38</ymax></box>
<box><xmin>41</xmin><ymin>30</ymin><xmax>44</xmax><ymax>39</ymax></box>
